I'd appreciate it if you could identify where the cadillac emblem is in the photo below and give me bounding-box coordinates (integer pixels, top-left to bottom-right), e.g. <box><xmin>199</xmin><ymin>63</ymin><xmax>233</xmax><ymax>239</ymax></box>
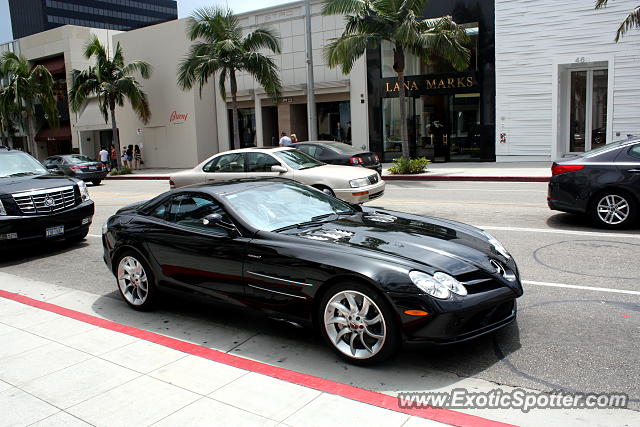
<box><xmin>44</xmin><ymin>197</ymin><xmax>55</xmax><ymax>207</ymax></box>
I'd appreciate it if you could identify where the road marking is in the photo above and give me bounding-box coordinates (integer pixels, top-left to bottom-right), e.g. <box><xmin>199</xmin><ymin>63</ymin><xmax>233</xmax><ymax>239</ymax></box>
<box><xmin>523</xmin><ymin>280</ymin><xmax>640</xmax><ymax>296</ymax></box>
<box><xmin>478</xmin><ymin>225</ymin><xmax>640</xmax><ymax>239</ymax></box>
<box><xmin>378</xmin><ymin>199</ymin><xmax>544</xmax><ymax>208</ymax></box>
<box><xmin>0</xmin><ymin>289</ymin><xmax>512</xmax><ymax>427</ymax></box>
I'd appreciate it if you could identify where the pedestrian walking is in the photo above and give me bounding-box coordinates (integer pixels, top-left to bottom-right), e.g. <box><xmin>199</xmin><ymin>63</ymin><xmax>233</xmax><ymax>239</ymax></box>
<box><xmin>126</xmin><ymin>145</ymin><xmax>134</xmax><ymax>169</ymax></box>
<box><xmin>134</xmin><ymin>145</ymin><xmax>142</xmax><ymax>170</ymax></box>
<box><xmin>110</xmin><ymin>145</ymin><xmax>117</xmax><ymax>170</ymax></box>
<box><xmin>99</xmin><ymin>146</ymin><xmax>109</xmax><ymax>170</ymax></box>
<box><xmin>290</xmin><ymin>133</ymin><xmax>298</xmax><ymax>144</ymax></box>
<box><xmin>278</xmin><ymin>132</ymin><xmax>292</xmax><ymax>147</ymax></box>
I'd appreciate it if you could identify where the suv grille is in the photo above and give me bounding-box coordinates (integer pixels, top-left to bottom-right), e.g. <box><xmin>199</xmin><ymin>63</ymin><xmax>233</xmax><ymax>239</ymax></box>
<box><xmin>367</xmin><ymin>174</ymin><xmax>379</xmax><ymax>185</ymax></box>
<box><xmin>12</xmin><ymin>186</ymin><xmax>76</xmax><ymax>215</ymax></box>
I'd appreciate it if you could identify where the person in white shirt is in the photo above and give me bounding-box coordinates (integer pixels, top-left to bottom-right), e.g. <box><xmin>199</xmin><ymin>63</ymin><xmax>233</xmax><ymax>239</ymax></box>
<box><xmin>278</xmin><ymin>132</ymin><xmax>292</xmax><ymax>147</ymax></box>
<box><xmin>99</xmin><ymin>147</ymin><xmax>109</xmax><ymax>169</ymax></box>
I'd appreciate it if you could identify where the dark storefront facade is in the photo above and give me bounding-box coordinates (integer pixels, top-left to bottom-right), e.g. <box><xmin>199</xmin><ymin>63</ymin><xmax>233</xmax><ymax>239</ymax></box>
<box><xmin>367</xmin><ymin>0</ymin><xmax>495</xmax><ymax>162</ymax></box>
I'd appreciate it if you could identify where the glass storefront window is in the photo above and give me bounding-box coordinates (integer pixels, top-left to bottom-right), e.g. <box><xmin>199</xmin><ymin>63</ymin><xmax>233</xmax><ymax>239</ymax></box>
<box><xmin>382</xmin><ymin>98</ymin><xmax>410</xmax><ymax>159</ymax></box>
<box><xmin>381</xmin><ymin>24</ymin><xmax>479</xmax><ymax>78</ymax></box>
<box><xmin>228</xmin><ymin>108</ymin><xmax>256</xmax><ymax>148</ymax></box>
<box><xmin>592</xmin><ymin>70</ymin><xmax>608</xmax><ymax>149</ymax></box>
<box><xmin>569</xmin><ymin>71</ymin><xmax>587</xmax><ymax>153</ymax></box>
<box><xmin>317</xmin><ymin>102</ymin><xmax>351</xmax><ymax>143</ymax></box>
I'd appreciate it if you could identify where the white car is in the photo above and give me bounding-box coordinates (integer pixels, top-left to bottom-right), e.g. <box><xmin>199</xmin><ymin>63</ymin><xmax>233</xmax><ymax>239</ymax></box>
<box><xmin>170</xmin><ymin>147</ymin><xmax>385</xmax><ymax>204</ymax></box>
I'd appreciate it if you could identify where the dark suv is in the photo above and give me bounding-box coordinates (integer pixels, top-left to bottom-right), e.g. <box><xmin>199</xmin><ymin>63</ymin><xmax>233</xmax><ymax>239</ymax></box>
<box><xmin>0</xmin><ymin>147</ymin><xmax>95</xmax><ymax>247</ymax></box>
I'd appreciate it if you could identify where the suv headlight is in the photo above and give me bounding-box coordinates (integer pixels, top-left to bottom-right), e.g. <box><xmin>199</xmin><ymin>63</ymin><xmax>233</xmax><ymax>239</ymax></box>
<box><xmin>77</xmin><ymin>180</ymin><xmax>91</xmax><ymax>201</ymax></box>
<box><xmin>0</xmin><ymin>200</ymin><xmax>6</xmax><ymax>216</ymax></box>
<box><xmin>481</xmin><ymin>230</ymin><xmax>511</xmax><ymax>259</ymax></box>
<box><xmin>349</xmin><ymin>177</ymin><xmax>369</xmax><ymax>188</ymax></box>
<box><xmin>409</xmin><ymin>271</ymin><xmax>468</xmax><ymax>299</ymax></box>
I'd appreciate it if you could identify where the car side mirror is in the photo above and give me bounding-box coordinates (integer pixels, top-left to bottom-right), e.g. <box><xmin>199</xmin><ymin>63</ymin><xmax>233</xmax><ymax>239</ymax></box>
<box><xmin>271</xmin><ymin>165</ymin><xmax>287</xmax><ymax>173</ymax></box>
<box><xmin>203</xmin><ymin>213</ymin><xmax>237</xmax><ymax>234</ymax></box>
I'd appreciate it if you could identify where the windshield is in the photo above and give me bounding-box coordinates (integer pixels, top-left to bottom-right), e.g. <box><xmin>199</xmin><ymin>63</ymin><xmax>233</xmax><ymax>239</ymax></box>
<box><xmin>64</xmin><ymin>155</ymin><xmax>94</xmax><ymax>164</ymax></box>
<box><xmin>222</xmin><ymin>181</ymin><xmax>354</xmax><ymax>231</ymax></box>
<box><xmin>274</xmin><ymin>150</ymin><xmax>323</xmax><ymax>170</ymax></box>
<box><xmin>577</xmin><ymin>139</ymin><xmax>636</xmax><ymax>157</ymax></box>
<box><xmin>0</xmin><ymin>151</ymin><xmax>48</xmax><ymax>178</ymax></box>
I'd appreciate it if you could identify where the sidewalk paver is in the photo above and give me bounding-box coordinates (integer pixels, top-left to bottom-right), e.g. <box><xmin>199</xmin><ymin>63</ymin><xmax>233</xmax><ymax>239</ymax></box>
<box><xmin>0</xmin><ymin>387</ymin><xmax>59</xmax><ymax>426</ymax></box>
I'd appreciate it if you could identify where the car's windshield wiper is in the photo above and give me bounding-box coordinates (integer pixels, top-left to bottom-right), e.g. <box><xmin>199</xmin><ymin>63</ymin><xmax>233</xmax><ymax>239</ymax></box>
<box><xmin>273</xmin><ymin>211</ymin><xmax>354</xmax><ymax>232</ymax></box>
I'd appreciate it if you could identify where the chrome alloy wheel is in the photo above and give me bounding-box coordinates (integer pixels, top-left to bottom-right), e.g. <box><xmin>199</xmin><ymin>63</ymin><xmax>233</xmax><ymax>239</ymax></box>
<box><xmin>597</xmin><ymin>194</ymin><xmax>630</xmax><ymax>225</ymax></box>
<box><xmin>323</xmin><ymin>290</ymin><xmax>386</xmax><ymax>359</ymax></box>
<box><xmin>117</xmin><ymin>256</ymin><xmax>149</xmax><ymax>306</ymax></box>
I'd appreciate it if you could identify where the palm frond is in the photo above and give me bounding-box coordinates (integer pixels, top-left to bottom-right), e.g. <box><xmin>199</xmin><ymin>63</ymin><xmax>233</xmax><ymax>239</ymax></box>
<box><xmin>595</xmin><ymin>0</ymin><xmax>609</xmax><ymax>9</ymax></box>
<box><xmin>242</xmin><ymin>52</ymin><xmax>282</xmax><ymax>101</ymax></box>
<box><xmin>121</xmin><ymin>60</ymin><xmax>152</xmax><ymax>79</ymax></box>
<box><xmin>615</xmin><ymin>6</ymin><xmax>640</xmax><ymax>41</ymax></box>
<box><xmin>322</xmin><ymin>0</ymin><xmax>371</xmax><ymax>16</ymax></box>
<box><xmin>242</xmin><ymin>28</ymin><xmax>281</xmax><ymax>54</ymax></box>
<box><xmin>324</xmin><ymin>33</ymin><xmax>381</xmax><ymax>74</ymax></box>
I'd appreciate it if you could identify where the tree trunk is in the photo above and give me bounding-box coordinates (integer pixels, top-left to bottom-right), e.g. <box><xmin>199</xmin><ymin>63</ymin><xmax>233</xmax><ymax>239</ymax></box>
<box><xmin>393</xmin><ymin>44</ymin><xmax>410</xmax><ymax>160</ymax></box>
<box><xmin>230</xmin><ymin>71</ymin><xmax>241</xmax><ymax>150</ymax></box>
<box><xmin>110</xmin><ymin>106</ymin><xmax>121</xmax><ymax>168</ymax></box>
<box><xmin>25</xmin><ymin>112</ymin><xmax>36</xmax><ymax>157</ymax></box>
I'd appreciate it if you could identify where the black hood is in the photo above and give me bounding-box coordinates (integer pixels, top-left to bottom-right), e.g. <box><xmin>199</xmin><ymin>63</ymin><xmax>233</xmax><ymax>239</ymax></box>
<box><xmin>0</xmin><ymin>174</ymin><xmax>79</xmax><ymax>195</ymax></box>
<box><xmin>284</xmin><ymin>208</ymin><xmax>515</xmax><ymax>278</ymax></box>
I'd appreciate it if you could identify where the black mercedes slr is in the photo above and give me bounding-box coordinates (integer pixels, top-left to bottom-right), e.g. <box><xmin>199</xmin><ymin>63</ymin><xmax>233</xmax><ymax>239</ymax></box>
<box><xmin>103</xmin><ymin>178</ymin><xmax>523</xmax><ymax>364</ymax></box>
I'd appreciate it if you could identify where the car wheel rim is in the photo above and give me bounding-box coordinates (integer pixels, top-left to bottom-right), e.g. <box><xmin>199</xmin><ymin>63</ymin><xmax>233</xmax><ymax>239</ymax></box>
<box><xmin>323</xmin><ymin>290</ymin><xmax>386</xmax><ymax>359</ymax></box>
<box><xmin>117</xmin><ymin>256</ymin><xmax>149</xmax><ymax>306</ymax></box>
<box><xmin>597</xmin><ymin>195</ymin><xmax>629</xmax><ymax>225</ymax></box>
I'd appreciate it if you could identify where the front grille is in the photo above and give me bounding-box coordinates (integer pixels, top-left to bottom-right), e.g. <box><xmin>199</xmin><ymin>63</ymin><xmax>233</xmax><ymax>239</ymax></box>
<box><xmin>367</xmin><ymin>174</ymin><xmax>379</xmax><ymax>185</ymax></box>
<box><xmin>12</xmin><ymin>186</ymin><xmax>76</xmax><ymax>215</ymax></box>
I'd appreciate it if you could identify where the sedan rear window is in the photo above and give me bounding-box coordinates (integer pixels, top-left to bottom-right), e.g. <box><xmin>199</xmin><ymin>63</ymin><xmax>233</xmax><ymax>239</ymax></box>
<box><xmin>64</xmin><ymin>155</ymin><xmax>95</xmax><ymax>164</ymax></box>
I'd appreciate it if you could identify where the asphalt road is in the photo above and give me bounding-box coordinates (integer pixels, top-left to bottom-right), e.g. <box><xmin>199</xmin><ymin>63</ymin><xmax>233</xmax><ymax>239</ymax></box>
<box><xmin>1</xmin><ymin>179</ymin><xmax>639</xmax><ymax>412</ymax></box>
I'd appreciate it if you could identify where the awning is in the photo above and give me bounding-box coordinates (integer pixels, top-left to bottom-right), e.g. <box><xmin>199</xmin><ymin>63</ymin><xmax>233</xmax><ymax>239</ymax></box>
<box><xmin>35</xmin><ymin>124</ymin><xmax>71</xmax><ymax>142</ymax></box>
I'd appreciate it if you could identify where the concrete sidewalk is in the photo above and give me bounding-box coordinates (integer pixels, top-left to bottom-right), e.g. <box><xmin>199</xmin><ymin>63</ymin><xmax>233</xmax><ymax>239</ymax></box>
<box><xmin>106</xmin><ymin>161</ymin><xmax>551</xmax><ymax>182</ymax></box>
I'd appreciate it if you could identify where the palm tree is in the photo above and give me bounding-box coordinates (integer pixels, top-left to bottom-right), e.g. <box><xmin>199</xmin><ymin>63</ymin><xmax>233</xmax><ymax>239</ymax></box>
<box><xmin>596</xmin><ymin>0</ymin><xmax>640</xmax><ymax>41</ymax></box>
<box><xmin>69</xmin><ymin>35</ymin><xmax>151</xmax><ymax>167</ymax></box>
<box><xmin>178</xmin><ymin>7</ymin><xmax>282</xmax><ymax>150</ymax></box>
<box><xmin>322</xmin><ymin>0</ymin><xmax>470</xmax><ymax>160</ymax></box>
<box><xmin>0</xmin><ymin>52</ymin><xmax>59</xmax><ymax>154</ymax></box>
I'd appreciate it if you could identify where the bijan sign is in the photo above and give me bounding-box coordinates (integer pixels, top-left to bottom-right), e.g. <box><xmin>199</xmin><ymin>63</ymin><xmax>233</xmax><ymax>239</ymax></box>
<box><xmin>169</xmin><ymin>111</ymin><xmax>189</xmax><ymax>124</ymax></box>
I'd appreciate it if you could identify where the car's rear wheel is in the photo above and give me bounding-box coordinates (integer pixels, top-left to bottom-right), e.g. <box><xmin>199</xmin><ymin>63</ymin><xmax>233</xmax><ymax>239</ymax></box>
<box><xmin>91</xmin><ymin>179</ymin><xmax>102</xmax><ymax>186</ymax></box>
<box><xmin>115</xmin><ymin>251</ymin><xmax>156</xmax><ymax>311</ymax></box>
<box><xmin>590</xmin><ymin>191</ymin><xmax>637</xmax><ymax>229</ymax></box>
<box><xmin>318</xmin><ymin>282</ymin><xmax>399</xmax><ymax>365</ymax></box>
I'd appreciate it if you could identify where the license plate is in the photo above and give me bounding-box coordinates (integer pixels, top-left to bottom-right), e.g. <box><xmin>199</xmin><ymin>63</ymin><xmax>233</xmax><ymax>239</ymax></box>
<box><xmin>46</xmin><ymin>225</ymin><xmax>64</xmax><ymax>238</ymax></box>
<box><xmin>88</xmin><ymin>166</ymin><xmax>97</xmax><ymax>171</ymax></box>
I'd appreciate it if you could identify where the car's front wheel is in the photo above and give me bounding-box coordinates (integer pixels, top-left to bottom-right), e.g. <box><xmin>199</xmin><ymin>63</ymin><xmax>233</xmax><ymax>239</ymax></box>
<box><xmin>115</xmin><ymin>251</ymin><xmax>157</xmax><ymax>311</ymax></box>
<box><xmin>590</xmin><ymin>191</ymin><xmax>637</xmax><ymax>229</ymax></box>
<box><xmin>91</xmin><ymin>179</ymin><xmax>102</xmax><ymax>186</ymax></box>
<box><xmin>318</xmin><ymin>282</ymin><xmax>400</xmax><ymax>365</ymax></box>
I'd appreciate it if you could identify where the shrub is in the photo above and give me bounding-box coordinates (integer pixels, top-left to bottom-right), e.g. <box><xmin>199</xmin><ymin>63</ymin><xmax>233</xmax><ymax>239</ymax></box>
<box><xmin>387</xmin><ymin>157</ymin><xmax>430</xmax><ymax>175</ymax></box>
<box><xmin>109</xmin><ymin>167</ymin><xmax>132</xmax><ymax>176</ymax></box>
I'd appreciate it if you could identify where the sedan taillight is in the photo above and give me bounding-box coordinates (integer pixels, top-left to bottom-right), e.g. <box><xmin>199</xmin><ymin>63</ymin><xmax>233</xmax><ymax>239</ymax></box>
<box><xmin>349</xmin><ymin>157</ymin><xmax>364</xmax><ymax>164</ymax></box>
<box><xmin>69</xmin><ymin>166</ymin><xmax>82</xmax><ymax>171</ymax></box>
<box><xmin>551</xmin><ymin>164</ymin><xmax>584</xmax><ymax>176</ymax></box>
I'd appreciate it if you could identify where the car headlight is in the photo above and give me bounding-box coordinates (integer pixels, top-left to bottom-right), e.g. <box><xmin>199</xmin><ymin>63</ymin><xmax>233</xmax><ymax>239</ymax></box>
<box><xmin>481</xmin><ymin>230</ymin><xmax>511</xmax><ymax>259</ymax></box>
<box><xmin>77</xmin><ymin>180</ymin><xmax>91</xmax><ymax>201</ymax></box>
<box><xmin>409</xmin><ymin>271</ymin><xmax>467</xmax><ymax>299</ymax></box>
<box><xmin>349</xmin><ymin>178</ymin><xmax>369</xmax><ymax>188</ymax></box>
<box><xmin>0</xmin><ymin>200</ymin><xmax>6</xmax><ymax>216</ymax></box>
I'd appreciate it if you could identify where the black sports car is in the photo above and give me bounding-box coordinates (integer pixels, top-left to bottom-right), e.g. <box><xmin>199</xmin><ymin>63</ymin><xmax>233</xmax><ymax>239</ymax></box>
<box><xmin>103</xmin><ymin>178</ymin><xmax>523</xmax><ymax>364</ymax></box>
<box><xmin>43</xmin><ymin>154</ymin><xmax>108</xmax><ymax>186</ymax></box>
<box><xmin>0</xmin><ymin>148</ymin><xmax>95</xmax><ymax>248</ymax></box>
<box><xmin>294</xmin><ymin>141</ymin><xmax>382</xmax><ymax>175</ymax></box>
<box><xmin>548</xmin><ymin>137</ymin><xmax>640</xmax><ymax>228</ymax></box>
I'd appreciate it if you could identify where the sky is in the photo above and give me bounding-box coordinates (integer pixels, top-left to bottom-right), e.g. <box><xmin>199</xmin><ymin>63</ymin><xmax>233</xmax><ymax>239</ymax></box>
<box><xmin>0</xmin><ymin>0</ymin><xmax>293</xmax><ymax>45</ymax></box>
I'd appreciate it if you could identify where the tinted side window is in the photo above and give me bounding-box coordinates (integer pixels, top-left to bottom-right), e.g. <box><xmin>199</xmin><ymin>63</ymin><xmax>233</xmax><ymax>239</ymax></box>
<box><xmin>205</xmin><ymin>153</ymin><xmax>245</xmax><ymax>173</ymax></box>
<box><xmin>628</xmin><ymin>144</ymin><xmax>640</xmax><ymax>160</ymax></box>
<box><xmin>246</xmin><ymin>152</ymin><xmax>280</xmax><ymax>172</ymax></box>
<box><xmin>150</xmin><ymin>199</ymin><xmax>171</xmax><ymax>220</ymax></box>
<box><xmin>299</xmin><ymin>145</ymin><xmax>322</xmax><ymax>158</ymax></box>
<box><xmin>168</xmin><ymin>195</ymin><xmax>231</xmax><ymax>233</ymax></box>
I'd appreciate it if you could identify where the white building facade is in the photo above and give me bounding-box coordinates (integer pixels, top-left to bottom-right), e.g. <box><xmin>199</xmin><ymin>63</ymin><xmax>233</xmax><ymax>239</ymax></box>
<box><xmin>495</xmin><ymin>0</ymin><xmax>640</xmax><ymax>161</ymax></box>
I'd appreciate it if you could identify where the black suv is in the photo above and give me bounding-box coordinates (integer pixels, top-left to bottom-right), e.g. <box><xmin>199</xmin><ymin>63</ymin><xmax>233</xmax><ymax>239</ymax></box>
<box><xmin>0</xmin><ymin>147</ymin><xmax>95</xmax><ymax>247</ymax></box>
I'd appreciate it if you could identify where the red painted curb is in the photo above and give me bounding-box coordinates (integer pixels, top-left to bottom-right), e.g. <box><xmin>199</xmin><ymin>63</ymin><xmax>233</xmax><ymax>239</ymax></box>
<box><xmin>382</xmin><ymin>176</ymin><xmax>550</xmax><ymax>183</ymax></box>
<box><xmin>0</xmin><ymin>289</ymin><xmax>515</xmax><ymax>427</ymax></box>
